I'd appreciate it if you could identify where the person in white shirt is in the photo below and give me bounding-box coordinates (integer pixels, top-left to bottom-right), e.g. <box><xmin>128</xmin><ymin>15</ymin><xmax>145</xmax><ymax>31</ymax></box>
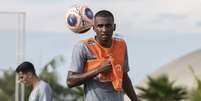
<box><xmin>16</xmin><ymin>61</ymin><xmax>53</xmax><ymax>101</ymax></box>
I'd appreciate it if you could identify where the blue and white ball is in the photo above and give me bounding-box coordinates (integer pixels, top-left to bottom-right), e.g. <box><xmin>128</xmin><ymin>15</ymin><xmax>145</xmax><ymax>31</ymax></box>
<box><xmin>65</xmin><ymin>4</ymin><xmax>93</xmax><ymax>34</ymax></box>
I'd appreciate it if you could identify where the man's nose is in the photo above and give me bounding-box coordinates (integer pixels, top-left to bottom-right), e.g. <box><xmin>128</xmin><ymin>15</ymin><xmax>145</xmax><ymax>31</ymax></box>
<box><xmin>102</xmin><ymin>26</ymin><xmax>107</xmax><ymax>32</ymax></box>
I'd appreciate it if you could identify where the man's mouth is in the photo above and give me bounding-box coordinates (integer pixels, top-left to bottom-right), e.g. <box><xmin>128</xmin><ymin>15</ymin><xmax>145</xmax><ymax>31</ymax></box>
<box><xmin>102</xmin><ymin>34</ymin><xmax>111</xmax><ymax>38</ymax></box>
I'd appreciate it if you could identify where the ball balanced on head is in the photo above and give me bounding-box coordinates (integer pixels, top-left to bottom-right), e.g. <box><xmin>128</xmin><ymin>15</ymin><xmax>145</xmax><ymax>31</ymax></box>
<box><xmin>65</xmin><ymin>4</ymin><xmax>94</xmax><ymax>34</ymax></box>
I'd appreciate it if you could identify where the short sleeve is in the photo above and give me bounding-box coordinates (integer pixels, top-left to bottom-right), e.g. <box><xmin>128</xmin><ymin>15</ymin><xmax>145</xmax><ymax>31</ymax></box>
<box><xmin>68</xmin><ymin>41</ymin><xmax>88</xmax><ymax>73</ymax></box>
<box><xmin>38</xmin><ymin>81</ymin><xmax>53</xmax><ymax>101</ymax></box>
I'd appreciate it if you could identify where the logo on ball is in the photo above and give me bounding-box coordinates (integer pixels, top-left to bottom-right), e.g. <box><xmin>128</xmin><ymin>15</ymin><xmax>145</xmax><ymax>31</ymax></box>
<box><xmin>65</xmin><ymin>4</ymin><xmax>94</xmax><ymax>34</ymax></box>
<box><xmin>67</xmin><ymin>14</ymin><xmax>77</xmax><ymax>26</ymax></box>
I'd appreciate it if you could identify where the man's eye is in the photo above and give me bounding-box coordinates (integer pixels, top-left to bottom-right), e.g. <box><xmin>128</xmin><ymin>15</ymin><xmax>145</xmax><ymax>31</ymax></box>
<box><xmin>97</xmin><ymin>25</ymin><xmax>103</xmax><ymax>27</ymax></box>
<box><xmin>106</xmin><ymin>24</ymin><xmax>112</xmax><ymax>27</ymax></box>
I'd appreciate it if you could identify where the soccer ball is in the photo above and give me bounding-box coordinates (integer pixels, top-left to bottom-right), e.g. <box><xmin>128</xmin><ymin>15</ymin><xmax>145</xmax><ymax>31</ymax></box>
<box><xmin>65</xmin><ymin>4</ymin><xmax>93</xmax><ymax>34</ymax></box>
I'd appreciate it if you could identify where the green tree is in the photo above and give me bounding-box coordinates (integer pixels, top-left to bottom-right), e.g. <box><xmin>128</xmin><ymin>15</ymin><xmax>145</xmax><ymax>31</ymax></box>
<box><xmin>0</xmin><ymin>68</ymin><xmax>15</xmax><ymax>101</ymax></box>
<box><xmin>190</xmin><ymin>79</ymin><xmax>201</xmax><ymax>101</ymax></box>
<box><xmin>41</xmin><ymin>55</ymin><xmax>84</xmax><ymax>101</ymax></box>
<box><xmin>137</xmin><ymin>75</ymin><xmax>187</xmax><ymax>101</ymax></box>
<box><xmin>189</xmin><ymin>66</ymin><xmax>201</xmax><ymax>101</ymax></box>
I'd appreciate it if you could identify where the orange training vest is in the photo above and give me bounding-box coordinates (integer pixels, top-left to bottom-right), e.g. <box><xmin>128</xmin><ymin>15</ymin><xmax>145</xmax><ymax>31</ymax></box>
<box><xmin>82</xmin><ymin>37</ymin><xmax>125</xmax><ymax>92</ymax></box>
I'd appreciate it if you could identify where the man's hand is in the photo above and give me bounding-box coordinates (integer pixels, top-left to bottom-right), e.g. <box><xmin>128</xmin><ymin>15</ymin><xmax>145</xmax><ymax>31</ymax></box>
<box><xmin>67</xmin><ymin>58</ymin><xmax>112</xmax><ymax>88</ymax></box>
<box><xmin>96</xmin><ymin>59</ymin><xmax>112</xmax><ymax>74</ymax></box>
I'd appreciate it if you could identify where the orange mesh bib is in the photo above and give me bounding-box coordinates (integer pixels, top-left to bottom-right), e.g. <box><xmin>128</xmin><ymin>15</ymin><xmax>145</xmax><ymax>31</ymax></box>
<box><xmin>82</xmin><ymin>37</ymin><xmax>125</xmax><ymax>91</ymax></box>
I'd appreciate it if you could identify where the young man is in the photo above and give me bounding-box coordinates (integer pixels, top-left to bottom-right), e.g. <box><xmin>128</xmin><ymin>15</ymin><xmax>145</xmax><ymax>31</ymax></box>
<box><xmin>16</xmin><ymin>61</ymin><xmax>53</xmax><ymax>101</ymax></box>
<box><xmin>67</xmin><ymin>10</ymin><xmax>138</xmax><ymax>101</ymax></box>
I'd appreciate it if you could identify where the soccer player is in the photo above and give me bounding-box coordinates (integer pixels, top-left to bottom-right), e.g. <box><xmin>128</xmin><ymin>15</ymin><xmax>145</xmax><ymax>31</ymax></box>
<box><xmin>67</xmin><ymin>10</ymin><xmax>138</xmax><ymax>101</ymax></box>
<box><xmin>16</xmin><ymin>61</ymin><xmax>53</xmax><ymax>101</ymax></box>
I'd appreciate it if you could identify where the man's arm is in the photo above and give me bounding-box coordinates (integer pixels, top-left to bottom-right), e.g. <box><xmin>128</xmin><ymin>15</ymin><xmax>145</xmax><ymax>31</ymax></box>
<box><xmin>123</xmin><ymin>73</ymin><xmax>138</xmax><ymax>101</ymax></box>
<box><xmin>67</xmin><ymin>63</ymin><xmax>111</xmax><ymax>88</ymax></box>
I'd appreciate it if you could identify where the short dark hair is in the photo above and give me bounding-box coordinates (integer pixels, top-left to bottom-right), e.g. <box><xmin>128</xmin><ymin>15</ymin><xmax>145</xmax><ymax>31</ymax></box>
<box><xmin>15</xmin><ymin>61</ymin><xmax>36</xmax><ymax>75</ymax></box>
<box><xmin>94</xmin><ymin>10</ymin><xmax>114</xmax><ymax>22</ymax></box>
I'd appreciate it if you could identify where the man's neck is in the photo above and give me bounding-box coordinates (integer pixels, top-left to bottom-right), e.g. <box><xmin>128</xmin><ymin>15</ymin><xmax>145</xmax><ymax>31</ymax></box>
<box><xmin>95</xmin><ymin>37</ymin><xmax>112</xmax><ymax>48</ymax></box>
<box><xmin>32</xmin><ymin>76</ymin><xmax>40</xmax><ymax>89</ymax></box>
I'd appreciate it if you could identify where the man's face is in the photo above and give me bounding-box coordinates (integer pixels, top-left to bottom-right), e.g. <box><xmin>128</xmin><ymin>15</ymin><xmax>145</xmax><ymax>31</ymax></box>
<box><xmin>93</xmin><ymin>16</ymin><xmax>115</xmax><ymax>44</ymax></box>
<box><xmin>18</xmin><ymin>72</ymin><xmax>31</xmax><ymax>85</ymax></box>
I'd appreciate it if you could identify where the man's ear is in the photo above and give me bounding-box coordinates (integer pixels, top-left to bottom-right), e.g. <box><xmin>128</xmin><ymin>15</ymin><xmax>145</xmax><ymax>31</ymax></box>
<box><xmin>93</xmin><ymin>26</ymin><xmax>96</xmax><ymax>31</ymax></box>
<box><xmin>113</xmin><ymin>24</ymin><xmax>116</xmax><ymax>31</ymax></box>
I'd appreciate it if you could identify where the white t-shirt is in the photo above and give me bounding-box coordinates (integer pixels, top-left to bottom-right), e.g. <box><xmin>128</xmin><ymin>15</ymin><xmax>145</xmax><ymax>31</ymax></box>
<box><xmin>29</xmin><ymin>80</ymin><xmax>53</xmax><ymax>101</ymax></box>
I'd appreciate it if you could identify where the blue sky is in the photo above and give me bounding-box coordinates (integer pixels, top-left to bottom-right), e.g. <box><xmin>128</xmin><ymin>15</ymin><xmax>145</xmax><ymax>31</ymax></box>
<box><xmin>0</xmin><ymin>0</ymin><xmax>201</xmax><ymax>85</ymax></box>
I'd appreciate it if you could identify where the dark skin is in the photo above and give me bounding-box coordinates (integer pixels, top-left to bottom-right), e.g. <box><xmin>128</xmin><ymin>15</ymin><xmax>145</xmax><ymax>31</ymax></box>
<box><xmin>67</xmin><ymin>16</ymin><xmax>138</xmax><ymax>101</ymax></box>
<box><xmin>93</xmin><ymin>16</ymin><xmax>115</xmax><ymax>48</ymax></box>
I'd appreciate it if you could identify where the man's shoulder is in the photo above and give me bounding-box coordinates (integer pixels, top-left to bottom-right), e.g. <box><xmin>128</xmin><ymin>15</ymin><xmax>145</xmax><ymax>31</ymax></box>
<box><xmin>73</xmin><ymin>40</ymin><xmax>87</xmax><ymax>49</ymax></box>
<box><xmin>38</xmin><ymin>80</ymin><xmax>51</xmax><ymax>90</ymax></box>
<box><xmin>113</xmin><ymin>37</ymin><xmax>125</xmax><ymax>42</ymax></box>
<box><xmin>72</xmin><ymin>39</ymin><xmax>92</xmax><ymax>55</ymax></box>
<box><xmin>80</xmin><ymin>37</ymin><xmax>96</xmax><ymax>45</ymax></box>
<box><xmin>113</xmin><ymin>37</ymin><xmax>126</xmax><ymax>45</ymax></box>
